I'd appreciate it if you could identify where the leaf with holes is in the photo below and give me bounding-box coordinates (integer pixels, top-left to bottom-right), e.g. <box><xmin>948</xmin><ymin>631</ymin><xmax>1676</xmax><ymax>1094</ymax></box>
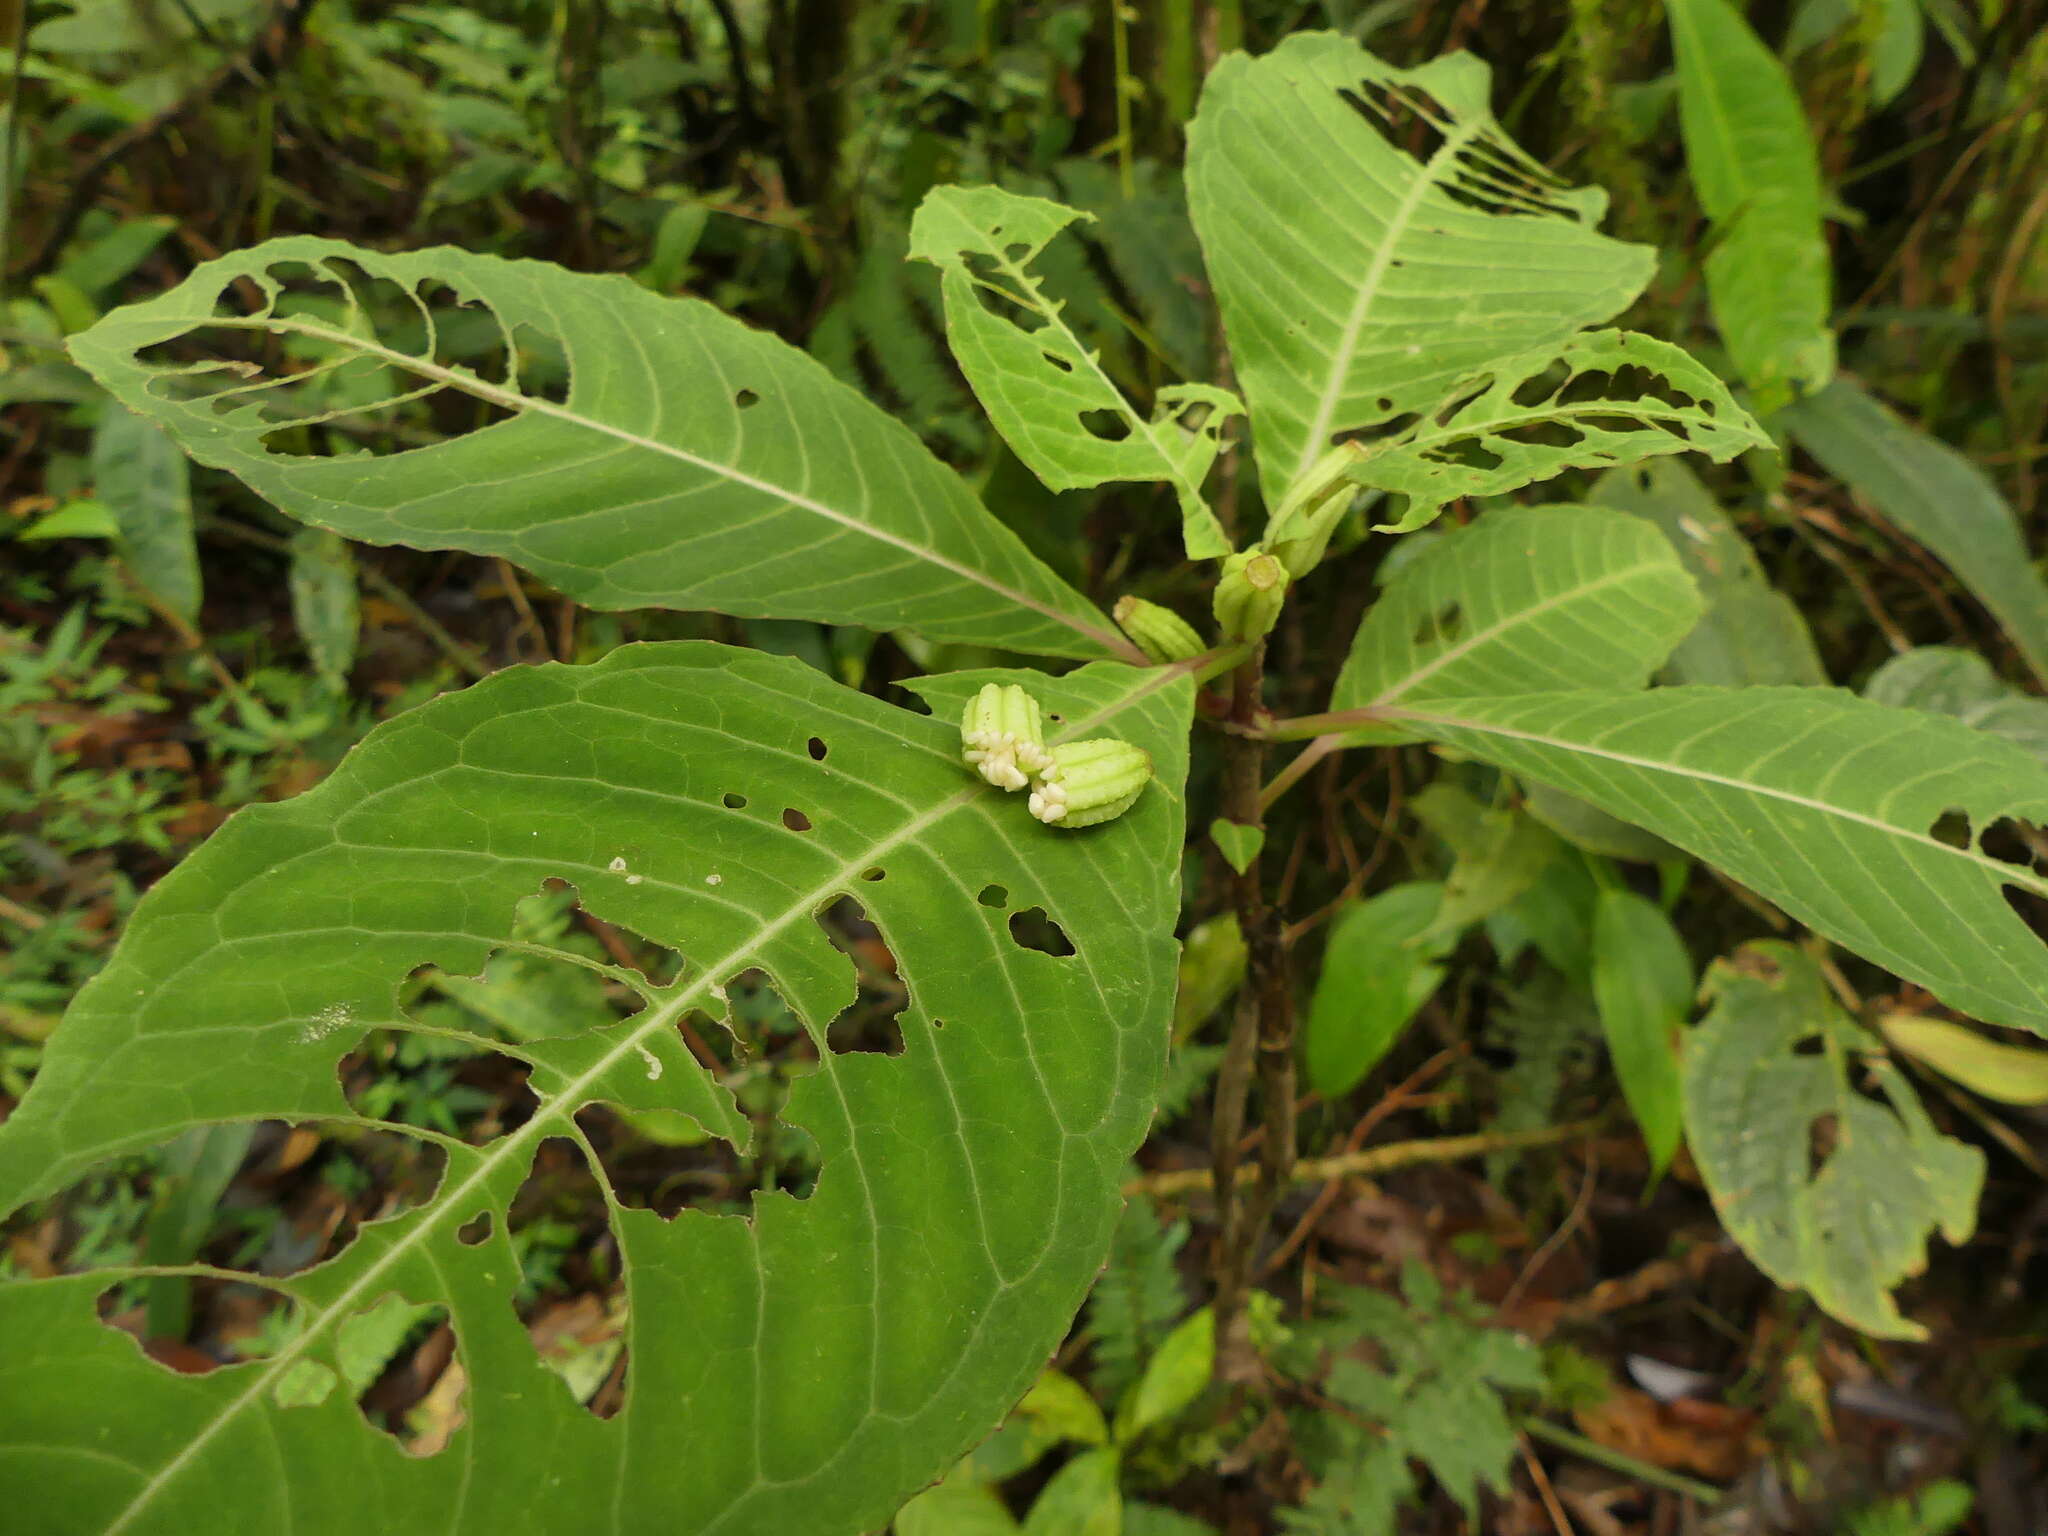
<box><xmin>67</xmin><ymin>236</ymin><xmax>1132</xmax><ymax>661</ymax></box>
<box><xmin>1186</xmin><ymin>32</ymin><xmax>1655</xmax><ymax>503</ymax></box>
<box><xmin>1384</xmin><ymin>686</ymin><xmax>2048</xmax><ymax>1036</ymax></box>
<box><xmin>0</xmin><ymin>641</ymin><xmax>1194</xmax><ymax>1535</ymax></box>
<box><xmin>1347</xmin><ymin>330</ymin><xmax>1768</xmax><ymax>533</ymax></box>
<box><xmin>910</xmin><ymin>185</ymin><xmax>1239</xmax><ymax>560</ymax></box>
<box><xmin>1685</xmin><ymin>942</ymin><xmax>1982</xmax><ymax>1339</ymax></box>
<box><xmin>1328</xmin><ymin>504</ymin><xmax>1703</xmax><ymax>745</ymax></box>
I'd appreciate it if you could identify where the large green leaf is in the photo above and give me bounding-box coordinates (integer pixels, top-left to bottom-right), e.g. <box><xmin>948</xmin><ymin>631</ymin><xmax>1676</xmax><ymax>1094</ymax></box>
<box><xmin>1329</xmin><ymin>504</ymin><xmax>1702</xmax><ymax>743</ymax></box>
<box><xmin>1668</xmin><ymin>0</ymin><xmax>1836</xmax><ymax>404</ymax></box>
<box><xmin>68</xmin><ymin>237</ymin><xmax>1131</xmax><ymax>661</ymax></box>
<box><xmin>91</xmin><ymin>405</ymin><xmax>200</xmax><ymax>625</ymax></box>
<box><xmin>1386</xmin><ymin>686</ymin><xmax>2048</xmax><ymax>1034</ymax></box>
<box><xmin>1590</xmin><ymin>888</ymin><xmax>1690</xmax><ymax>1181</ymax></box>
<box><xmin>1786</xmin><ymin>377</ymin><xmax>2048</xmax><ymax>688</ymax></box>
<box><xmin>1685</xmin><ymin>942</ymin><xmax>1982</xmax><ymax>1338</ymax></box>
<box><xmin>910</xmin><ymin>185</ymin><xmax>1239</xmax><ymax>559</ymax></box>
<box><xmin>1347</xmin><ymin>330</ymin><xmax>1768</xmax><ymax>532</ymax></box>
<box><xmin>1303</xmin><ymin>882</ymin><xmax>1452</xmax><ymax>1097</ymax></box>
<box><xmin>1185</xmin><ymin>33</ymin><xmax>1654</xmax><ymax>502</ymax></box>
<box><xmin>1591</xmin><ymin>460</ymin><xmax>1826</xmax><ymax>686</ymax></box>
<box><xmin>0</xmin><ymin>642</ymin><xmax>1193</xmax><ymax>1535</ymax></box>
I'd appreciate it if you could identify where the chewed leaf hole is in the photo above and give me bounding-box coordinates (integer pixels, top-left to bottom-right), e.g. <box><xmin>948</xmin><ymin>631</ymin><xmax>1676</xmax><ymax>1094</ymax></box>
<box><xmin>1975</xmin><ymin>815</ymin><xmax>2043</xmax><ymax>872</ymax></box>
<box><xmin>1930</xmin><ymin>809</ymin><xmax>1972</xmax><ymax>851</ymax></box>
<box><xmin>1414</xmin><ymin>601</ymin><xmax>1464</xmax><ymax>647</ymax></box>
<box><xmin>136</xmin><ymin>257</ymin><xmax>570</xmax><ymax>464</ymax></box>
<box><xmin>819</xmin><ymin>896</ymin><xmax>907</xmax><ymax>1057</ymax></box>
<box><xmin>1008</xmin><ymin>906</ymin><xmax>1076</xmax><ymax>957</ymax></box>
<box><xmin>807</xmin><ymin>736</ymin><xmax>829</xmax><ymax>761</ymax></box>
<box><xmin>735</xmin><ymin>388</ymin><xmax>760</xmax><ymax>409</ymax></box>
<box><xmin>782</xmin><ymin>808</ymin><xmax>813</xmax><ymax>832</ymax></box>
<box><xmin>341</xmin><ymin>1027</ymin><xmax>538</xmax><ymax>1144</ymax></box>
<box><xmin>506</xmin><ymin>1137</ymin><xmax>629</xmax><ymax>1415</ymax></box>
<box><xmin>1080</xmin><ymin>408</ymin><xmax>1132</xmax><ymax>442</ymax></box>
<box><xmin>860</xmin><ymin>866</ymin><xmax>886</xmax><ymax>882</ymax></box>
<box><xmin>96</xmin><ymin>1277</ymin><xmax>296</xmax><ymax>1378</ymax></box>
<box><xmin>978</xmin><ymin>883</ymin><xmax>1009</xmax><ymax>908</ymax></box>
<box><xmin>723</xmin><ymin>791</ymin><xmax>749</xmax><ymax>809</ymax></box>
<box><xmin>455</xmin><ymin>1211</ymin><xmax>493</xmax><ymax>1246</ymax></box>
<box><xmin>341</xmin><ymin>1293</ymin><xmax>465</xmax><ymax>1454</ymax></box>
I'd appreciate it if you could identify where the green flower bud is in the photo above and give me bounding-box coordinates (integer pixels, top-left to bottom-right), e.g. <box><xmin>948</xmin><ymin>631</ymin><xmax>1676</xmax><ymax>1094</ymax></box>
<box><xmin>1212</xmin><ymin>548</ymin><xmax>1289</xmax><ymax>642</ymax></box>
<box><xmin>1028</xmin><ymin>738</ymin><xmax>1152</xmax><ymax>828</ymax></box>
<box><xmin>1113</xmin><ymin>596</ymin><xmax>1206</xmax><ymax>664</ymax></box>
<box><xmin>960</xmin><ymin>682</ymin><xmax>1051</xmax><ymax>791</ymax></box>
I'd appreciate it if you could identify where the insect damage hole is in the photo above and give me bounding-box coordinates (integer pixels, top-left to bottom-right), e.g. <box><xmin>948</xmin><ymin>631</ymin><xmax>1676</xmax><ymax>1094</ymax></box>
<box><xmin>807</xmin><ymin>736</ymin><xmax>829</xmax><ymax>761</ymax></box>
<box><xmin>782</xmin><ymin>807</ymin><xmax>813</xmax><ymax>832</ymax></box>
<box><xmin>818</xmin><ymin>896</ymin><xmax>907</xmax><ymax>1057</ymax></box>
<box><xmin>505</xmin><ymin>1137</ymin><xmax>629</xmax><ymax>1417</ymax></box>
<box><xmin>1413</xmin><ymin>601</ymin><xmax>1464</xmax><ymax>647</ymax></box>
<box><xmin>1008</xmin><ymin>906</ymin><xmax>1076</xmax><ymax>957</ymax></box>
<box><xmin>455</xmin><ymin>1211</ymin><xmax>493</xmax><ymax>1246</ymax></box>
<box><xmin>343</xmin><ymin>1292</ymin><xmax>466</xmax><ymax>1454</ymax></box>
<box><xmin>723</xmin><ymin>791</ymin><xmax>749</xmax><ymax>809</ymax></box>
<box><xmin>977</xmin><ymin>883</ymin><xmax>1008</xmax><ymax>908</ymax></box>
<box><xmin>735</xmin><ymin>388</ymin><xmax>760</xmax><ymax>409</ymax></box>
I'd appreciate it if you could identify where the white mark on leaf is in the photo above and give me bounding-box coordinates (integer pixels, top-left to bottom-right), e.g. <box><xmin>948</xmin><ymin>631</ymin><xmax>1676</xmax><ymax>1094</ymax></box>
<box><xmin>637</xmin><ymin>1044</ymin><xmax>663</xmax><ymax>1081</ymax></box>
<box><xmin>608</xmin><ymin>856</ymin><xmax>629</xmax><ymax>873</ymax></box>
<box><xmin>297</xmin><ymin>1002</ymin><xmax>353</xmax><ymax>1044</ymax></box>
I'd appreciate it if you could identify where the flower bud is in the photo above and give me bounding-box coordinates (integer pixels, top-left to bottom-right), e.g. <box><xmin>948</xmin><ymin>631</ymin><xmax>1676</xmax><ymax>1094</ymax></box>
<box><xmin>1212</xmin><ymin>548</ymin><xmax>1289</xmax><ymax>642</ymax></box>
<box><xmin>1113</xmin><ymin>596</ymin><xmax>1206</xmax><ymax>664</ymax></box>
<box><xmin>960</xmin><ymin>682</ymin><xmax>1051</xmax><ymax>791</ymax></box>
<box><xmin>1028</xmin><ymin>738</ymin><xmax>1152</xmax><ymax>828</ymax></box>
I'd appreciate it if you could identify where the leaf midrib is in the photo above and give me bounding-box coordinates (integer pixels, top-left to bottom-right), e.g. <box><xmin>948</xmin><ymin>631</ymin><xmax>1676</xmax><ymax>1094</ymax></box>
<box><xmin>98</xmin><ymin>659</ymin><xmax>1191</xmax><ymax>1535</ymax></box>
<box><xmin>178</xmin><ymin>316</ymin><xmax>1135</xmax><ymax>660</ymax></box>
<box><xmin>1388</xmin><ymin>698</ymin><xmax>2048</xmax><ymax>899</ymax></box>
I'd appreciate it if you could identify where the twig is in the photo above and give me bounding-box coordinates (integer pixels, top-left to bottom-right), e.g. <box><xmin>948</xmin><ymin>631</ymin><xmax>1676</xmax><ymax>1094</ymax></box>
<box><xmin>1132</xmin><ymin>1118</ymin><xmax>1605</xmax><ymax>1198</ymax></box>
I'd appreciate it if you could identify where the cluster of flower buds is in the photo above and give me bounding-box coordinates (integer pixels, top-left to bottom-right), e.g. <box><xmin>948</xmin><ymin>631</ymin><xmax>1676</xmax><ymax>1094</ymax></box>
<box><xmin>959</xmin><ymin>682</ymin><xmax>1152</xmax><ymax>829</ymax></box>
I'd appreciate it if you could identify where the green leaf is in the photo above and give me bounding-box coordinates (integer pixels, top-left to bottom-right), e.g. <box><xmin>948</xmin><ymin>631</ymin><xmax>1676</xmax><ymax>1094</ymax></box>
<box><xmin>1350</xmin><ymin>331</ymin><xmax>1768</xmax><ymax>533</ymax></box>
<box><xmin>141</xmin><ymin>1122</ymin><xmax>256</xmax><ymax>1339</ymax></box>
<box><xmin>1186</xmin><ymin>33</ymin><xmax>1655</xmax><ymax>502</ymax></box>
<box><xmin>1019</xmin><ymin>1369</ymin><xmax>1111</xmax><ymax>1447</ymax></box>
<box><xmin>896</xmin><ymin>1481</ymin><xmax>1024</xmax><ymax>1536</ymax></box>
<box><xmin>1304</xmin><ymin>882</ymin><xmax>1453</xmax><ymax>1098</ymax></box>
<box><xmin>0</xmin><ymin>642</ymin><xmax>1193</xmax><ymax>1535</ymax></box>
<box><xmin>288</xmin><ymin>527</ymin><xmax>360</xmax><ymax>685</ymax></box>
<box><xmin>1022</xmin><ymin>1446</ymin><xmax>1123</xmax><ymax>1536</ymax></box>
<box><xmin>1668</xmin><ymin>0</ymin><xmax>1836</xmax><ymax>403</ymax></box>
<box><xmin>1879</xmin><ymin>1014</ymin><xmax>2048</xmax><ymax>1106</ymax></box>
<box><xmin>1084</xmin><ymin>1199</ymin><xmax>1194</xmax><ymax>1403</ymax></box>
<box><xmin>1685</xmin><ymin>943</ymin><xmax>1984</xmax><ymax>1338</ymax></box>
<box><xmin>1115</xmin><ymin>1306</ymin><xmax>1213</xmax><ymax>1442</ymax></box>
<box><xmin>1208</xmin><ymin>819</ymin><xmax>1264</xmax><ymax>874</ymax></box>
<box><xmin>16</xmin><ymin>498</ymin><xmax>119</xmax><ymax>541</ymax></box>
<box><xmin>1863</xmin><ymin>646</ymin><xmax>2048</xmax><ymax>764</ymax></box>
<box><xmin>910</xmin><ymin>186</ymin><xmax>1238</xmax><ymax>559</ymax></box>
<box><xmin>1523</xmin><ymin>780</ymin><xmax>1678</xmax><ymax>864</ymax></box>
<box><xmin>68</xmin><ymin>236</ymin><xmax>1130</xmax><ymax>661</ymax></box>
<box><xmin>1412</xmin><ymin>784</ymin><xmax>1562</xmax><ymax>938</ymax></box>
<box><xmin>1390</xmin><ymin>686</ymin><xmax>2048</xmax><ymax>1036</ymax></box>
<box><xmin>1330</xmin><ymin>504</ymin><xmax>1703</xmax><ymax>745</ymax></box>
<box><xmin>1786</xmin><ymin>377</ymin><xmax>2048</xmax><ymax>688</ymax></box>
<box><xmin>1591</xmin><ymin>459</ymin><xmax>1826</xmax><ymax>686</ymax></box>
<box><xmin>1590</xmin><ymin>889</ymin><xmax>1691</xmax><ymax>1180</ymax></box>
<box><xmin>92</xmin><ymin>407</ymin><xmax>202</xmax><ymax>624</ymax></box>
<box><xmin>1172</xmin><ymin>914</ymin><xmax>1245</xmax><ymax>1042</ymax></box>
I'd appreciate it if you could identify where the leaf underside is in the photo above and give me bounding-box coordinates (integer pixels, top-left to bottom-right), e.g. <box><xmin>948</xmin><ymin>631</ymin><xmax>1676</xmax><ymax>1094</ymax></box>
<box><xmin>0</xmin><ymin>643</ymin><xmax>1193</xmax><ymax>1536</ymax></box>
<box><xmin>67</xmin><ymin>237</ymin><xmax>1123</xmax><ymax>660</ymax></box>
<box><xmin>1394</xmin><ymin>686</ymin><xmax>2048</xmax><ymax>1035</ymax></box>
<box><xmin>1186</xmin><ymin>33</ymin><xmax>1654</xmax><ymax>502</ymax></box>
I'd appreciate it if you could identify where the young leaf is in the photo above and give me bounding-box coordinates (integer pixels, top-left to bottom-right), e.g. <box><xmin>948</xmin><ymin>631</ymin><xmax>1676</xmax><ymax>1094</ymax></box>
<box><xmin>1685</xmin><ymin>943</ymin><xmax>1983</xmax><ymax>1339</ymax></box>
<box><xmin>910</xmin><ymin>185</ymin><xmax>1239</xmax><ymax>559</ymax></box>
<box><xmin>0</xmin><ymin>643</ymin><xmax>1193</xmax><ymax>1536</ymax></box>
<box><xmin>69</xmin><ymin>237</ymin><xmax>1131</xmax><ymax>661</ymax></box>
<box><xmin>1388</xmin><ymin>686</ymin><xmax>2048</xmax><ymax>1036</ymax></box>
<box><xmin>1022</xmin><ymin>1446</ymin><xmax>1123</xmax><ymax>1536</ymax></box>
<box><xmin>1786</xmin><ymin>377</ymin><xmax>2048</xmax><ymax>688</ymax></box>
<box><xmin>1350</xmin><ymin>330</ymin><xmax>1769</xmax><ymax>533</ymax></box>
<box><xmin>1208</xmin><ymin>818</ymin><xmax>1263</xmax><ymax>874</ymax></box>
<box><xmin>1304</xmin><ymin>881</ymin><xmax>1453</xmax><ymax>1098</ymax></box>
<box><xmin>897</xmin><ymin>1482</ymin><xmax>1024</xmax><ymax>1536</ymax></box>
<box><xmin>1668</xmin><ymin>0</ymin><xmax>1836</xmax><ymax>404</ymax></box>
<box><xmin>1116</xmin><ymin>1306</ymin><xmax>1215</xmax><ymax>1441</ymax></box>
<box><xmin>1329</xmin><ymin>504</ymin><xmax>1703</xmax><ymax>744</ymax></box>
<box><xmin>1878</xmin><ymin>1014</ymin><xmax>2048</xmax><ymax>1106</ymax></box>
<box><xmin>1186</xmin><ymin>33</ymin><xmax>1654</xmax><ymax>502</ymax></box>
<box><xmin>288</xmin><ymin>527</ymin><xmax>360</xmax><ymax>685</ymax></box>
<box><xmin>1591</xmin><ymin>459</ymin><xmax>1826</xmax><ymax>686</ymax></box>
<box><xmin>92</xmin><ymin>405</ymin><xmax>200</xmax><ymax>625</ymax></box>
<box><xmin>1590</xmin><ymin>888</ymin><xmax>1691</xmax><ymax>1180</ymax></box>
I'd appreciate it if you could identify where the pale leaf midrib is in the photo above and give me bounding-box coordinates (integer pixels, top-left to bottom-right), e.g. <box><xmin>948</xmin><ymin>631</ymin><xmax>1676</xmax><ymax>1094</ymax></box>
<box><xmin>157</xmin><ymin>316</ymin><xmax>1132</xmax><ymax>659</ymax></box>
<box><xmin>97</xmin><ymin>661</ymin><xmax>1187</xmax><ymax>1535</ymax></box>
<box><xmin>1389</xmin><ymin>699</ymin><xmax>2048</xmax><ymax>899</ymax></box>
